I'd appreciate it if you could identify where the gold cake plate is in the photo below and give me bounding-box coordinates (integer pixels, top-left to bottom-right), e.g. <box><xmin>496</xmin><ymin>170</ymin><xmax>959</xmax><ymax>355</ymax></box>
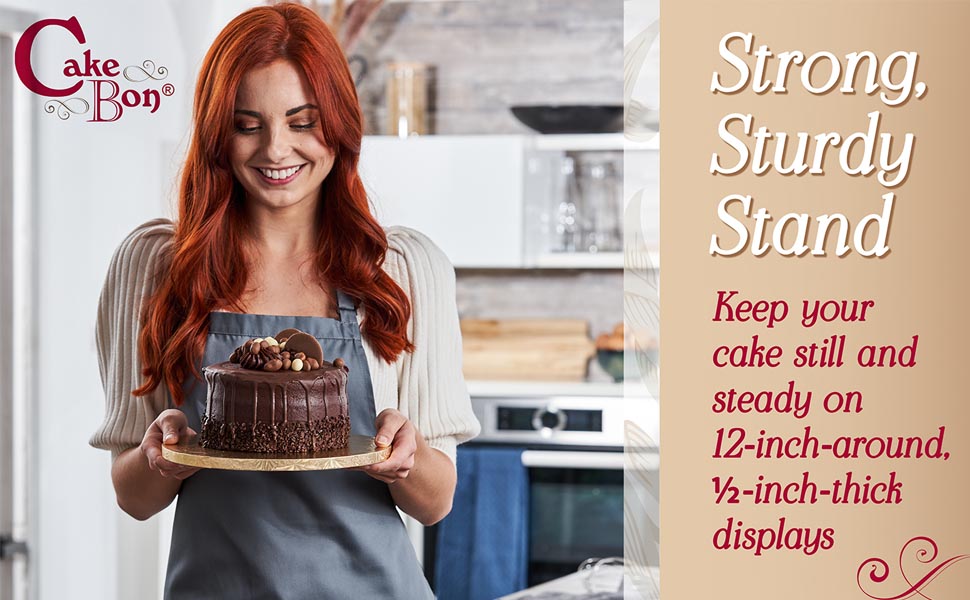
<box><xmin>162</xmin><ymin>435</ymin><xmax>391</xmax><ymax>471</ymax></box>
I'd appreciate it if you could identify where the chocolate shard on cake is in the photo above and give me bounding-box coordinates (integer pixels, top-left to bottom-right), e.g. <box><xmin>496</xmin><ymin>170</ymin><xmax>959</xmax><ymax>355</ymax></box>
<box><xmin>199</xmin><ymin>329</ymin><xmax>351</xmax><ymax>453</ymax></box>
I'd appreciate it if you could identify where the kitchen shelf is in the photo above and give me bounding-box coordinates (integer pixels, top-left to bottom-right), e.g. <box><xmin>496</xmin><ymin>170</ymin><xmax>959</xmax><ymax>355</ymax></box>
<box><xmin>641</xmin><ymin>250</ymin><xmax>661</xmax><ymax>270</ymax></box>
<box><xmin>528</xmin><ymin>250</ymin><xmax>659</xmax><ymax>270</ymax></box>
<box><xmin>624</xmin><ymin>134</ymin><xmax>661</xmax><ymax>151</ymax></box>
<box><xmin>531</xmin><ymin>252</ymin><xmax>623</xmax><ymax>269</ymax></box>
<box><xmin>528</xmin><ymin>133</ymin><xmax>660</xmax><ymax>152</ymax></box>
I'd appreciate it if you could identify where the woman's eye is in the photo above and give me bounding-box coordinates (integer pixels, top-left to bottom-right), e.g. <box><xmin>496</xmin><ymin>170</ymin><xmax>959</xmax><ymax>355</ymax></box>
<box><xmin>292</xmin><ymin>121</ymin><xmax>317</xmax><ymax>130</ymax></box>
<box><xmin>235</xmin><ymin>123</ymin><xmax>260</xmax><ymax>134</ymax></box>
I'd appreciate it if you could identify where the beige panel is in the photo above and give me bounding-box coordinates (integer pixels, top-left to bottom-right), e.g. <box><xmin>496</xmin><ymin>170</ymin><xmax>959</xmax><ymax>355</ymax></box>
<box><xmin>660</xmin><ymin>2</ymin><xmax>970</xmax><ymax>597</ymax></box>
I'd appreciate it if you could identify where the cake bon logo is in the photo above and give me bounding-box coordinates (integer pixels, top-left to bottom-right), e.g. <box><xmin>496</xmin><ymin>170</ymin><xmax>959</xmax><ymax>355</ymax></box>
<box><xmin>14</xmin><ymin>16</ymin><xmax>174</xmax><ymax>122</ymax></box>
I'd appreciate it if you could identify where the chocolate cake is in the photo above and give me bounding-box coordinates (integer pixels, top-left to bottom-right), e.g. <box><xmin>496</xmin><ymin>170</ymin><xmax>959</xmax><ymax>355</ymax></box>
<box><xmin>199</xmin><ymin>329</ymin><xmax>351</xmax><ymax>453</ymax></box>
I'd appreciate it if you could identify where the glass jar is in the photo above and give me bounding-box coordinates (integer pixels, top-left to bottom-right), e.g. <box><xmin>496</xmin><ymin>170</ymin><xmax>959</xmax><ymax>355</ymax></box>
<box><xmin>385</xmin><ymin>62</ymin><xmax>429</xmax><ymax>138</ymax></box>
<box><xmin>576</xmin><ymin>155</ymin><xmax>622</xmax><ymax>253</ymax></box>
<box><xmin>556</xmin><ymin>156</ymin><xmax>582</xmax><ymax>252</ymax></box>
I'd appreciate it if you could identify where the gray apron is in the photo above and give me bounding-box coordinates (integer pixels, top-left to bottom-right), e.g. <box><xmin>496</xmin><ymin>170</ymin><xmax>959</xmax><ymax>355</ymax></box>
<box><xmin>164</xmin><ymin>291</ymin><xmax>434</xmax><ymax>600</ymax></box>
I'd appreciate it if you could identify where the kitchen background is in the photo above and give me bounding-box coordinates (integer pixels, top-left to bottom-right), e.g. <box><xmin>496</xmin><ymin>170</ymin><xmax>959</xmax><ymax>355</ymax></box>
<box><xmin>0</xmin><ymin>0</ymin><xmax>658</xmax><ymax>599</ymax></box>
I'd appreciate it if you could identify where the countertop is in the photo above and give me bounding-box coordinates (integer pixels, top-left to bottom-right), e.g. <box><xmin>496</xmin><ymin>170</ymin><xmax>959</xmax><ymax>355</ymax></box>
<box><xmin>497</xmin><ymin>566</ymin><xmax>660</xmax><ymax>600</ymax></box>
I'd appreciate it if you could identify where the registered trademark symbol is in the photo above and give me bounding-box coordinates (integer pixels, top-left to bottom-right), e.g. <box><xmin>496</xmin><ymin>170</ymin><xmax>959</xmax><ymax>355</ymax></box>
<box><xmin>161</xmin><ymin>83</ymin><xmax>175</xmax><ymax>96</ymax></box>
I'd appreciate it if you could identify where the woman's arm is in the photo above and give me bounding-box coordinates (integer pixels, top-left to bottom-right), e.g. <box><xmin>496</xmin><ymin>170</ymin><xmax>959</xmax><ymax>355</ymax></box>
<box><xmin>360</xmin><ymin>409</ymin><xmax>456</xmax><ymax>525</ymax></box>
<box><xmin>360</xmin><ymin>227</ymin><xmax>481</xmax><ymax>524</ymax></box>
<box><xmin>111</xmin><ymin>409</ymin><xmax>200</xmax><ymax>521</ymax></box>
<box><xmin>91</xmin><ymin>220</ymin><xmax>176</xmax><ymax>451</ymax></box>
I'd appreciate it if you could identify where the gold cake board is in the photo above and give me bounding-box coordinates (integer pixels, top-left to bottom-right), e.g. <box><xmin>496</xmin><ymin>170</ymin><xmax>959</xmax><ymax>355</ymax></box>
<box><xmin>162</xmin><ymin>434</ymin><xmax>391</xmax><ymax>471</ymax></box>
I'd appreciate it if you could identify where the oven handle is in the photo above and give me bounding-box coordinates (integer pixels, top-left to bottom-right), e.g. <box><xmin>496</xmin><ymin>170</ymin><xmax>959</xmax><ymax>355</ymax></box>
<box><xmin>520</xmin><ymin>450</ymin><xmax>627</xmax><ymax>470</ymax></box>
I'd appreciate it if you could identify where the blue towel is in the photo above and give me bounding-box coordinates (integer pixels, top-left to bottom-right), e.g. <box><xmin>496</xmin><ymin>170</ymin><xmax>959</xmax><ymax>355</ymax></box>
<box><xmin>435</xmin><ymin>446</ymin><xmax>529</xmax><ymax>600</ymax></box>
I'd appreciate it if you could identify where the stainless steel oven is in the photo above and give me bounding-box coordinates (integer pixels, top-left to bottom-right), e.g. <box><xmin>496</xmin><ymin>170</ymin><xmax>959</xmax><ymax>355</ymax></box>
<box><xmin>424</xmin><ymin>387</ymin><xmax>656</xmax><ymax>597</ymax></box>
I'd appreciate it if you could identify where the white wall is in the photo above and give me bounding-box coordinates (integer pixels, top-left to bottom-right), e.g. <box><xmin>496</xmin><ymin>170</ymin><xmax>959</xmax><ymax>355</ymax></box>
<box><xmin>0</xmin><ymin>1</ymin><xmax>252</xmax><ymax>598</ymax></box>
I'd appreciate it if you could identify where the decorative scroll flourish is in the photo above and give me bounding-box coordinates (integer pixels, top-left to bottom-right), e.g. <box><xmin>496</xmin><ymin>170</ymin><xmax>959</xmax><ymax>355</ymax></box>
<box><xmin>623</xmin><ymin>420</ymin><xmax>659</xmax><ymax>600</ymax></box>
<box><xmin>44</xmin><ymin>98</ymin><xmax>90</xmax><ymax>120</ymax></box>
<box><xmin>857</xmin><ymin>537</ymin><xmax>970</xmax><ymax>600</ymax></box>
<box><xmin>624</xmin><ymin>188</ymin><xmax>659</xmax><ymax>399</ymax></box>
<box><xmin>123</xmin><ymin>60</ymin><xmax>169</xmax><ymax>82</ymax></box>
<box><xmin>622</xmin><ymin>6</ymin><xmax>660</xmax><ymax>597</ymax></box>
<box><xmin>622</xmin><ymin>11</ymin><xmax>659</xmax><ymax>143</ymax></box>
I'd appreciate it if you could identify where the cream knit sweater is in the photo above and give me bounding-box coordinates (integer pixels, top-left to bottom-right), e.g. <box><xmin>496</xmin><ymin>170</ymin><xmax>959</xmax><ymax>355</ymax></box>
<box><xmin>89</xmin><ymin>218</ymin><xmax>480</xmax><ymax>463</ymax></box>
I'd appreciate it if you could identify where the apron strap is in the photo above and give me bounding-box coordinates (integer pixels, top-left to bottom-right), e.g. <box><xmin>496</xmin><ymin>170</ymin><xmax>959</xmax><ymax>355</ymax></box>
<box><xmin>336</xmin><ymin>290</ymin><xmax>358</xmax><ymax>327</ymax></box>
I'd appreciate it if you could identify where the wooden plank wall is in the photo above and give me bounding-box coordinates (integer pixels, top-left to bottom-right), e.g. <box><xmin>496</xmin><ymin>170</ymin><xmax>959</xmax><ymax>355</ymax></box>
<box><xmin>351</xmin><ymin>0</ymin><xmax>624</xmax><ymax>135</ymax></box>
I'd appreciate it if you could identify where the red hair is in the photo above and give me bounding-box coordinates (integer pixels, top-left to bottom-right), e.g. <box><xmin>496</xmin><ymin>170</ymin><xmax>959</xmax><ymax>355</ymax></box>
<box><xmin>134</xmin><ymin>2</ymin><xmax>412</xmax><ymax>406</ymax></box>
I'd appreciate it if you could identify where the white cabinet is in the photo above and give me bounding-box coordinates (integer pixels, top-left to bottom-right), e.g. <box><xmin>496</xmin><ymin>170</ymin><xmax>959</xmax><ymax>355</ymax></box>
<box><xmin>359</xmin><ymin>133</ymin><xmax>658</xmax><ymax>269</ymax></box>
<box><xmin>360</xmin><ymin>135</ymin><xmax>525</xmax><ymax>268</ymax></box>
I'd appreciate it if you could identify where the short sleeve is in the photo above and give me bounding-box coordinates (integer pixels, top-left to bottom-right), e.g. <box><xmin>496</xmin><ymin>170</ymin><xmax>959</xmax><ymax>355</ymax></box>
<box><xmin>382</xmin><ymin>227</ymin><xmax>481</xmax><ymax>464</ymax></box>
<box><xmin>89</xmin><ymin>218</ymin><xmax>176</xmax><ymax>454</ymax></box>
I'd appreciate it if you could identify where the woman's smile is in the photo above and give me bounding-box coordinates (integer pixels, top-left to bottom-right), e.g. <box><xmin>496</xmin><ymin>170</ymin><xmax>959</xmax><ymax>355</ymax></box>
<box><xmin>254</xmin><ymin>163</ymin><xmax>306</xmax><ymax>184</ymax></box>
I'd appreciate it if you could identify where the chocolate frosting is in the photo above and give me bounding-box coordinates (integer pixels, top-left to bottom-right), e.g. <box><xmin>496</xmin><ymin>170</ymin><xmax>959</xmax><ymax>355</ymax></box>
<box><xmin>199</xmin><ymin>361</ymin><xmax>350</xmax><ymax>452</ymax></box>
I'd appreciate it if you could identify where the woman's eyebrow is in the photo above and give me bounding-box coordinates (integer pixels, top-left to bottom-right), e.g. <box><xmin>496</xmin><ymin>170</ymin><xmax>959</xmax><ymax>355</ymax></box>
<box><xmin>233</xmin><ymin>104</ymin><xmax>319</xmax><ymax>118</ymax></box>
<box><xmin>285</xmin><ymin>103</ymin><xmax>318</xmax><ymax>116</ymax></box>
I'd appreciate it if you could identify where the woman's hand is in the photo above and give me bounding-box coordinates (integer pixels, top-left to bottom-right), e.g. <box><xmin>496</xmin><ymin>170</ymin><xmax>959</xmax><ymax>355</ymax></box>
<box><xmin>140</xmin><ymin>409</ymin><xmax>201</xmax><ymax>481</ymax></box>
<box><xmin>360</xmin><ymin>408</ymin><xmax>417</xmax><ymax>484</ymax></box>
<box><xmin>356</xmin><ymin>408</ymin><xmax>457</xmax><ymax>525</ymax></box>
<box><xmin>111</xmin><ymin>409</ymin><xmax>199</xmax><ymax>520</ymax></box>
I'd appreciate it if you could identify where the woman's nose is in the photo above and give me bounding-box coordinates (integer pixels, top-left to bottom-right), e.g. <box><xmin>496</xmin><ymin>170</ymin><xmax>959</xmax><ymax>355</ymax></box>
<box><xmin>263</xmin><ymin>127</ymin><xmax>293</xmax><ymax>163</ymax></box>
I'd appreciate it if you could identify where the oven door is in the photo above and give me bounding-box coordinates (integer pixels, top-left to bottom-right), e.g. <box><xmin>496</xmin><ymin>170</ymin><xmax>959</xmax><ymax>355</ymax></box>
<box><xmin>521</xmin><ymin>450</ymin><xmax>625</xmax><ymax>586</ymax></box>
<box><xmin>424</xmin><ymin>447</ymin><xmax>648</xmax><ymax>594</ymax></box>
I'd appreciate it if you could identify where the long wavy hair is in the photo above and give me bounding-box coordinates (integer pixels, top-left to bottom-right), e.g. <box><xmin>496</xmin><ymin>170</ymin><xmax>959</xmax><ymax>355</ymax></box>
<box><xmin>135</xmin><ymin>3</ymin><xmax>413</xmax><ymax>406</ymax></box>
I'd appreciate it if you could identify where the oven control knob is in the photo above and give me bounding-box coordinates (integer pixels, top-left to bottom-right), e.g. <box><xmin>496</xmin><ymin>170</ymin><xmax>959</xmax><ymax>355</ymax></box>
<box><xmin>532</xmin><ymin>407</ymin><xmax>567</xmax><ymax>436</ymax></box>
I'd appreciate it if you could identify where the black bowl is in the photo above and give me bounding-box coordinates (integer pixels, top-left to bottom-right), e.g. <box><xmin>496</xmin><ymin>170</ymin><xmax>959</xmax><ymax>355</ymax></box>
<box><xmin>510</xmin><ymin>105</ymin><xmax>623</xmax><ymax>134</ymax></box>
<box><xmin>596</xmin><ymin>349</ymin><xmax>624</xmax><ymax>382</ymax></box>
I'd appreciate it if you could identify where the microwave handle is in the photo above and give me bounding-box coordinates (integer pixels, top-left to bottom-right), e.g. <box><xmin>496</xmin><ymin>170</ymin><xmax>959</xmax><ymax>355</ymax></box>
<box><xmin>520</xmin><ymin>450</ymin><xmax>627</xmax><ymax>470</ymax></box>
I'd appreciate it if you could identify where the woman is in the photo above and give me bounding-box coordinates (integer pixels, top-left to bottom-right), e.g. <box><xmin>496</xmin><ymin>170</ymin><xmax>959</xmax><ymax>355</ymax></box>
<box><xmin>90</xmin><ymin>4</ymin><xmax>479</xmax><ymax>597</ymax></box>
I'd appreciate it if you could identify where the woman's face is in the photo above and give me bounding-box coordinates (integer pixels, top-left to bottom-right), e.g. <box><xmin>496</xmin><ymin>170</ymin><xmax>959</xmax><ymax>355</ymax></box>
<box><xmin>229</xmin><ymin>60</ymin><xmax>335</xmax><ymax>211</ymax></box>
